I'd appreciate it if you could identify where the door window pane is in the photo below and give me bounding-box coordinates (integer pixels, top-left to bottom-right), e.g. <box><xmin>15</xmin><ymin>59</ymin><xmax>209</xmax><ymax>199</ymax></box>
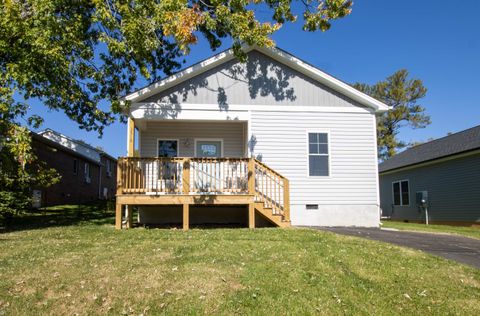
<box><xmin>196</xmin><ymin>141</ymin><xmax>222</xmax><ymax>157</ymax></box>
<box><xmin>158</xmin><ymin>140</ymin><xmax>178</xmax><ymax>157</ymax></box>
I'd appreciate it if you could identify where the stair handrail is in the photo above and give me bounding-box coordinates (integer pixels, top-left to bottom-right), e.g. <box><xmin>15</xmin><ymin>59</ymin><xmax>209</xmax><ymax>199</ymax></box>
<box><xmin>252</xmin><ymin>159</ymin><xmax>290</xmax><ymax>222</ymax></box>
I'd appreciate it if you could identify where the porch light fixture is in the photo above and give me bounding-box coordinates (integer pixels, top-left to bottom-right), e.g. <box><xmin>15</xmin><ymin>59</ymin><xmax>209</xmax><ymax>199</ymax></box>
<box><xmin>183</xmin><ymin>138</ymin><xmax>192</xmax><ymax>148</ymax></box>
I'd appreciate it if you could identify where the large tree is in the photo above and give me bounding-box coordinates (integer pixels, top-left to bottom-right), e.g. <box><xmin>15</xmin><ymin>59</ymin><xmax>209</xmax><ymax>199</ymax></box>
<box><xmin>0</xmin><ymin>0</ymin><xmax>352</xmax><ymax>215</ymax></box>
<box><xmin>354</xmin><ymin>69</ymin><xmax>430</xmax><ymax>160</ymax></box>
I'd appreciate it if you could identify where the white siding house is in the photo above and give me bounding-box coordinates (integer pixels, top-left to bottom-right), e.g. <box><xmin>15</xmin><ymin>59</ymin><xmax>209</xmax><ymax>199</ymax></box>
<box><xmin>116</xmin><ymin>46</ymin><xmax>389</xmax><ymax>229</ymax></box>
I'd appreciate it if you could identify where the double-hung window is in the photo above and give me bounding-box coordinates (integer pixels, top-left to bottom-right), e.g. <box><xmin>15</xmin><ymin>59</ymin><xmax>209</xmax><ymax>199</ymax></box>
<box><xmin>308</xmin><ymin>132</ymin><xmax>329</xmax><ymax>176</ymax></box>
<box><xmin>158</xmin><ymin>140</ymin><xmax>179</xmax><ymax>180</ymax></box>
<box><xmin>85</xmin><ymin>162</ymin><xmax>91</xmax><ymax>183</ymax></box>
<box><xmin>158</xmin><ymin>140</ymin><xmax>178</xmax><ymax>157</ymax></box>
<box><xmin>106</xmin><ymin>159</ymin><xmax>112</xmax><ymax>177</ymax></box>
<box><xmin>73</xmin><ymin>159</ymin><xmax>78</xmax><ymax>175</ymax></box>
<box><xmin>392</xmin><ymin>180</ymin><xmax>409</xmax><ymax>206</ymax></box>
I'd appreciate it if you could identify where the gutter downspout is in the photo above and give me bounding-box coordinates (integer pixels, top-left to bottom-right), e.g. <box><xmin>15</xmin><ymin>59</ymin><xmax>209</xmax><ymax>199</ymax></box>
<box><xmin>98</xmin><ymin>163</ymin><xmax>102</xmax><ymax>199</ymax></box>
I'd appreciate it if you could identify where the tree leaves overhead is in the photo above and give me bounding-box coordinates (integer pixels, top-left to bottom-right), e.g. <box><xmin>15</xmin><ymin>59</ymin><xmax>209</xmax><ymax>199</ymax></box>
<box><xmin>354</xmin><ymin>69</ymin><xmax>430</xmax><ymax>160</ymax></box>
<box><xmin>1</xmin><ymin>0</ymin><xmax>352</xmax><ymax>135</ymax></box>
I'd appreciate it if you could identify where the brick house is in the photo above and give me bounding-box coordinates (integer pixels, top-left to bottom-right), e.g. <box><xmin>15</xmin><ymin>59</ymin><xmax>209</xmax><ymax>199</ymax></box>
<box><xmin>31</xmin><ymin>129</ymin><xmax>117</xmax><ymax>207</ymax></box>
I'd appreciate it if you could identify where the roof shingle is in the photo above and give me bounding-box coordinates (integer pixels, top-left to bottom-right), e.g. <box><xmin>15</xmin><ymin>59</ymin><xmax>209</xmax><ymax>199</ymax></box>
<box><xmin>378</xmin><ymin>125</ymin><xmax>480</xmax><ymax>173</ymax></box>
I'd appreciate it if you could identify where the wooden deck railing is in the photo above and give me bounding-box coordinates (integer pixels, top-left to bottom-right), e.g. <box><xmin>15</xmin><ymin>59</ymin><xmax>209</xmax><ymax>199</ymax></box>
<box><xmin>117</xmin><ymin>157</ymin><xmax>290</xmax><ymax>221</ymax></box>
<box><xmin>253</xmin><ymin>159</ymin><xmax>290</xmax><ymax>221</ymax></box>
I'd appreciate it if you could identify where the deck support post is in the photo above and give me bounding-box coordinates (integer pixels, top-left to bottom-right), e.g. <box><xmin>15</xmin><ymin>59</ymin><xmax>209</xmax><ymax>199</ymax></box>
<box><xmin>183</xmin><ymin>204</ymin><xmax>190</xmax><ymax>231</ymax></box>
<box><xmin>248</xmin><ymin>203</ymin><xmax>255</xmax><ymax>228</ymax></box>
<box><xmin>127</xmin><ymin>117</ymin><xmax>135</xmax><ymax>157</ymax></box>
<box><xmin>183</xmin><ymin>159</ymin><xmax>190</xmax><ymax>194</ymax></box>
<box><xmin>125</xmin><ymin>205</ymin><xmax>133</xmax><ymax>229</ymax></box>
<box><xmin>115</xmin><ymin>203</ymin><xmax>122</xmax><ymax>230</ymax></box>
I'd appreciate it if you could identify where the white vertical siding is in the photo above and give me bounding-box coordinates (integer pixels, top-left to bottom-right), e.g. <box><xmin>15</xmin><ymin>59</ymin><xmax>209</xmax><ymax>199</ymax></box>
<box><xmin>140</xmin><ymin>121</ymin><xmax>246</xmax><ymax>157</ymax></box>
<box><xmin>250</xmin><ymin>110</ymin><xmax>378</xmax><ymax>206</ymax></box>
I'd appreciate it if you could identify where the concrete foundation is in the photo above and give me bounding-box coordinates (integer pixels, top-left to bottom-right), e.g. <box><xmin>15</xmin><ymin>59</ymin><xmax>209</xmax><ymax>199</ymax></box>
<box><xmin>291</xmin><ymin>204</ymin><xmax>380</xmax><ymax>227</ymax></box>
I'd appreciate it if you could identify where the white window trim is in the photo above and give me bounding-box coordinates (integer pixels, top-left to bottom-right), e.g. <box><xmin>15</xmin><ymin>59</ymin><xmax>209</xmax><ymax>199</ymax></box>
<box><xmin>106</xmin><ymin>159</ymin><xmax>112</xmax><ymax>177</ymax></box>
<box><xmin>73</xmin><ymin>159</ymin><xmax>78</xmax><ymax>175</ymax></box>
<box><xmin>194</xmin><ymin>138</ymin><xmax>224</xmax><ymax>157</ymax></box>
<box><xmin>84</xmin><ymin>162</ymin><xmax>91</xmax><ymax>183</ymax></box>
<box><xmin>156</xmin><ymin>138</ymin><xmax>180</xmax><ymax>157</ymax></box>
<box><xmin>392</xmin><ymin>179</ymin><xmax>410</xmax><ymax>206</ymax></box>
<box><xmin>306</xmin><ymin>130</ymin><xmax>331</xmax><ymax>178</ymax></box>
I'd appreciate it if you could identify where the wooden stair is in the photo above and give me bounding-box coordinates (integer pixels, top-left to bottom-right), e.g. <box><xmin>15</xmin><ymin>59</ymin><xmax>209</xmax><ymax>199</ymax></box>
<box><xmin>254</xmin><ymin>202</ymin><xmax>290</xmax><ymax>227</ymax></box>
<box><xmin>251</xmin><ymin>159</ymin><xmax>291</xmax><ymax>228</ymax></box>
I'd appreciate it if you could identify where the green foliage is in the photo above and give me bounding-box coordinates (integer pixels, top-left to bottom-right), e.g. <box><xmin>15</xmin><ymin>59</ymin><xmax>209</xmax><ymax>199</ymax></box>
<box><xmin>382</xmin><ymin>221</ymin><xmax>480</xmax><ymax>240</ymax></box>
<box><xmin>354</xmin><ymin>70</ymin><xmax>430</xmax><ymax>160</ymax></box>
<box><xmin>0</xmin><ymin>125</ymin><xmax>60</xmax><ymax>226</ymax></box>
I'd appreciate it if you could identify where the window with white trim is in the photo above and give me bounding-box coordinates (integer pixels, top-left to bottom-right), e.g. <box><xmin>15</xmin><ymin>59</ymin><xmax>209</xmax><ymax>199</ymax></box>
<box><xmin>84</xmin><ymin>162</ymin><xmax>91</xmax><ymax>183</ymax></box>
<box><xmin>158</xmin><ymin>140</ymin><xmax>178</xmax><ymax>180</ymax></box>
<box><xmin>158</xmin><ymin>140</ymin><xmax>178</xmax><ymax>157</ymax></box>
<box><xmin>308</xmin><ymin>132</ymin><xmax>329</xmax><ymax>176</ymax></box>
<box><xmin>106</xmin><ymin>159</ymin><xmax>112</xmax><ymax>177</ymax></box>
<box><xmin>393</xmin><ymin>180</ymin><xmax>409</xmax><ymax>206</ymax></box>
<box><xmin>73</xmin><ymin>159</ymin><xmax>78</xmax><ymax>175</ymax></box>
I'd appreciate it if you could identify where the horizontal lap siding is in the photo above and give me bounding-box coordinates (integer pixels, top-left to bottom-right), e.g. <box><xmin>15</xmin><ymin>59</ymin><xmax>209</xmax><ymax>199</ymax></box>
<box><xmin>379</xmin><ymin>154</ymin><xmax>480</xmax><ymax>222</ymax></box>
<box><xmin>250</xmin><ymin>111</ymin><xmax>378</xmax><ymax>205</ymax></box>
<box><xmin>140</xmin><ymin>121</ymin><xmax>245</xmax><ymax>157</ymax></box>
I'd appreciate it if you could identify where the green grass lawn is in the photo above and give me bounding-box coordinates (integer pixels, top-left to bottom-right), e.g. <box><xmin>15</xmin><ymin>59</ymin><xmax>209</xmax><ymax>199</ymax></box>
<box><xmin>382</xmin><ymin>221</ymin><xmax>480</xmax><ymax>240</ymax></box>
<box><xmin>1</xmin><ymin>204</ymin><xmax>479</xmax><ymax>315</ymax></box>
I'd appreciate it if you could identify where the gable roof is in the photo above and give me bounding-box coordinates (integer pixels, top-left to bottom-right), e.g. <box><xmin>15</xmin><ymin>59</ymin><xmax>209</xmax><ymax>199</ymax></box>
<box><xmin>37</xmin><ymin>129</ymin><xmax>117</xmax><ymax>163</ymax></box>
<box><xmin>379</xmin><ymin>125</ymin><xmax>480</xmax><ymax>173</ymax></box>
<box><xmin>31</xmin><ymin>132</ymin><xmax>101</xmax><ymax>165</ymax></box>
<box><xmin>123</xmin><ymin>45</ymin><xmax>390</xmax><ymax>112</ymax></box>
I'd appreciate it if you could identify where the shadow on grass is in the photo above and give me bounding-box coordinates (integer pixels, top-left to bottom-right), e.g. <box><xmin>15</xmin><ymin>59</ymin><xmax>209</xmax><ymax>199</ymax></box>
<box><xmin>1</xmin><ymin>201</ymin><xmax>115</xmax><ymax>233</ymax></box>
<box><xmin>141</xmin><ymin>223</ymin><xmax>247</xmax><ymax>230</ymax></box>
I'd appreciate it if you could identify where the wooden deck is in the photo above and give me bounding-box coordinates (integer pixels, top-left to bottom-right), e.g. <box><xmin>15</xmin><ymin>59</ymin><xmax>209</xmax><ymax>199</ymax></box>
<box><xmin>115</xmin><ymin>157</ymin><xmax>290</xmax><ymax>229</ymax></box>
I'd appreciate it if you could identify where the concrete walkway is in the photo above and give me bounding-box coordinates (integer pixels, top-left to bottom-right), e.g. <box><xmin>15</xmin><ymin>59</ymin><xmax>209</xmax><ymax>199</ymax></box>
<box><xmin>316</xmin><ymin>227</ymin><xmax>480</xmax><ymax>269</ymax></box>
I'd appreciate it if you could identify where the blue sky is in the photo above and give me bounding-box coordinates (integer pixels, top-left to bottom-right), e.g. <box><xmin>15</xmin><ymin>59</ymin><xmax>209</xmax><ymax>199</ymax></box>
<box><xmin>29</xmin><ymin>0</ymin><xmax>480</xmax><ymax>157</ymax></box>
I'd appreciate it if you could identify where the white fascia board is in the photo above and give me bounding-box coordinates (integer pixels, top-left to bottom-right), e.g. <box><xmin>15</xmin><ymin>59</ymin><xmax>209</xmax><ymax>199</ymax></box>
<box><xmin>255</xmin><ymin>46</ymin><xmax>390</xmax><ymax>112</ymax></box>
<box><xmin>131</xmin><ymin>102</ymin><xmax>374</xmax><ymax>114</ymax></box>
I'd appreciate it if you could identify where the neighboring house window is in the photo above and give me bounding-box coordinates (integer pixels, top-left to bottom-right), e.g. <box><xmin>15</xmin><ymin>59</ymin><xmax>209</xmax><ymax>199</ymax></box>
<box><xmin>158</xmin><ymin>140</ymin><xmax>178</xmax><ymax>157</ymax></box>
<box><xmin>392</xmin><ymin>180</ymin><xmax>409</xmax><ymax>206</ymax></box>
<box><xmin>85</xmin><ymin>162</ymin><xmax>91</xmax><ymax>183</ymax></box>
<box><xmin>73</xmin><ymin>159</ymin><xmax>78</xmax><ymax>175</ymax></box>
<box><xmin>103</xmin><ymin>187</ymin><xmax>108</xmax><ymax>199</ymax></box>
<box><xmin>308</xmin><ymin>132</ymin><xmax>329</xmax><ymax>176</ymax></box>
<box><xmin>106</xmin><ymin>159</ymin><xmax>112</xmax><ymax>177</ymax></box>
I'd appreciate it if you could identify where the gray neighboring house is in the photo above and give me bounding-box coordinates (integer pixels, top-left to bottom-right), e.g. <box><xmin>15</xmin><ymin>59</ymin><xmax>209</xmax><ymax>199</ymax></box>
<box><xmin>379</xmin><ymin>125</ymin><xmax>480</xmax><ymax>225</ymax></box>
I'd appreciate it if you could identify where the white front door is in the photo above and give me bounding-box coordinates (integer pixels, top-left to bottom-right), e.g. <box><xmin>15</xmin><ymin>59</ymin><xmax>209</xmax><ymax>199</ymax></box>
<box><xmin>194</xmin><ymin>140</ymin><xmax>223</xmax><ymax>192</ymax></box>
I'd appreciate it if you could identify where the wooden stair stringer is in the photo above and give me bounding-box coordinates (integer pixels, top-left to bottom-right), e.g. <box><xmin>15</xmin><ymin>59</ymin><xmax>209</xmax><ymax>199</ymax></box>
<box><xmin>254</xmin><ymin>202</ymin><xmax>290</xmax><ymax>228</ymax></box>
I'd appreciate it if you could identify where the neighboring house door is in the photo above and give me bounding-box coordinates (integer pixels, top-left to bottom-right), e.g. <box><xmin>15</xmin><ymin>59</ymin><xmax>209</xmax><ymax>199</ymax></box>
<box><xmin>194</xmin><ymin>140</ymin><xmax>223</xmax><ymax>192</ymax></box>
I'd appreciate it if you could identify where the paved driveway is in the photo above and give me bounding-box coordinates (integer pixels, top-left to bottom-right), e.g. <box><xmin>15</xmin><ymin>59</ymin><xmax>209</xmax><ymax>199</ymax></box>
<box><xmin>316</xmin><ymin>227</ymin><xmax>480</xmax><ymax>269</ymax></box>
